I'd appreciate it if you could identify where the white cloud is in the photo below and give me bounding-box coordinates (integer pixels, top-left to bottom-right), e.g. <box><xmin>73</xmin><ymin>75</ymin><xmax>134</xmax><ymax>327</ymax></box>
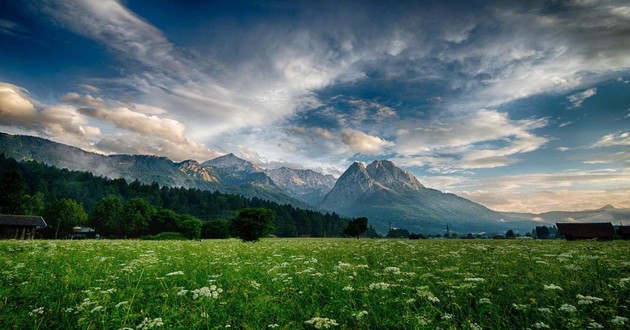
<box><xmin>341</xmin><ymin>128</ymin><xmax>394</xmax><ymax>155</ymax></box>
<box><xmin>0</xmin><ymin>83</ymin><xmax>37</xmax><ymax>125</ymax></box>
<box><xmin>79</xmin><ymin>106</ymin><xmax>188</xmax><ymax>144</ymax></box>
<box><xmin>63</xmin><ymin>93</ymin><xmax>105</xmax><ymax>108</ymax></box>
<box><xmin>567</xmin><ymin>88</ymin><xmax>597</xmax><ymax>108</ymax></box>
<box><xmin>395</xmin><ymin>109</ymin><xmax>548</xmax><ymax>169</ymax></box>
<box><xmin>591</xmin><ymin>131</ymin><xmax>630</xmax><ymax>148</ymax></box>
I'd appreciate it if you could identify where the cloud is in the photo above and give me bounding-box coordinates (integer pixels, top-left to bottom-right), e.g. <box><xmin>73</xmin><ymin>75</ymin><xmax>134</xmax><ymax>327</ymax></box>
<box><xmin>79</xmin><ymin>106</ymin><xmax>187</xmax><ymax>144</ymax></box>
<box><xmin>0</xmin><ymin>83</ymin><xmax>37</xmax><ymax>126</ymax></box>
<box><xmin>62</xmin><ymin>93</ymin><xmax>105</xmax><ymax>108</ymax></box>
<box><xmin>567</xmin><ymin>88</ymin><xmax>597</xmax><ymax>108</ymax></box>
<box><xmin>395</xmin><ymin>109</ymin><xmax>548</xmax><ymax>170</ymax></box>
<box><xmin>582</xmin><ymin>152</ymin><xmax>630</xmax><ymax>164</ymax></box>
<box><xmin>78</xmin><ymin>84</ymin><xmax>101</xmax><ymax>94</ymax></box>
<box><xmin>591</xmin><ymin>131</ymin><xmax>630</xmax><ymax>148</ymax></box>
<box><xmin>95</xmin><ymin>133</ymin><xmax>221</xmax><ymax>162</ymax></box>
<box><xmin>460</xmin><ymin>188</ymin><xmax>630</xmax><ymax>214</ymax></box>
<box><xmin>341</xmin><ymin>128</ymin><xmax>394</xmax><ymax>154</ymax></box>
<box><xmin>39</xmin><ymin>105</ymin><xmax>101</xmax><ymax>137</ymax></box>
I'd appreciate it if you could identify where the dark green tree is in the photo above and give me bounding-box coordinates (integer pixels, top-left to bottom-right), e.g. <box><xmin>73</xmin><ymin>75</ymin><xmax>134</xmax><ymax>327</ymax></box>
<box><xmin>45</xmin><ymin>199</ymin><xmax>88</xmax><ymax>238</ymax></box>
<box><xmin>176</xmin><ymin>214</ymin><xmax>202</xmax><ymax>239</ymax></box>
<box><xmin>123</xmin><ymin>198</ymin><xmax>154</xmax><ymax>237</ymax></box>
<box><xmin>343</xmin><ymin>217</ymin><xmax>369</xmax><ymax>239</ymax></box>
<box><xmin>506</xmin><ymin>229</ymin><xmax>516</xmax><ymax>238</ymax></box>
<box><xmin>149</xmin><ymin>208</ymin><xmax>180</xmax><ymax>235</ymax></box>
<box><xmin>387</xmin><ymin>228</ymin><xmax>410</xmax><ymax>238</ymax></box>
<box><xmin>0</xmin><ymin>168</ymin><xmax>27</xmax><ymax>214</ymax></box>
<box><xmin>201</xmin><ymin>220</ymin><xmax>230</xmax><ymax>239</ymax></box>
<box><xmin>365</xmin><ymin>225</ymin><xmax>380</xmax><ymax>238</ymax></box>
<box><xmin>24</xmin><ymin>192</ymin><xmax>46</xmax><ymax>216</ymax></box>
<box><xmin>91</xmin><ymin>195</ymin><xmax>124</xmax><ymax>236</ymax></box>
<box><xmin>230</xmin><ymin>208</ymin><xmax>275</xmax><ymax>242</ymax></box>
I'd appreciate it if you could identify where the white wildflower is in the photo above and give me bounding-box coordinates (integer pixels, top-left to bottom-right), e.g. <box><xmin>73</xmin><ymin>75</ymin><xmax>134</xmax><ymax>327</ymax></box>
<box><xmin>90</xmin><ymin>306</ymin><xmax>105</xmax><ymax>313</ymax></box>
<box><xmin>384</xmin><ymin>267</ymin><xmax>401</xmax><ymax>274</ymax></box>
<box><xmin>611</xmin><ymin>316</ymin><xmax>628</xmax><ymax>325</ymax></box>
<box><xmin>576</xmin><ymin>294</ymin><xmax>603</xmax><ymax>305</ymax></box>
<box><xmin>427</xmin><ymin>295</ymin><xmax>440</xmax><ymax>303</ymax></box>
<box><xmin>268</xmin><ymin>324</ymin><xmax>279</xmax><ymax>328</ymax></box>
<box><xmin>115</xmin><ymin>301</ymin><xmax>128</xmax><ymax>308</ymax></box>
<box><xmin>559</xmin><ymin>304</ymin><xmax>577</xmax><ymax>313</ymax></box>
<box><xmin>537</xmin><ymin>307</ymin><xmax>552</xmax><ymax>313</ymax></box>
<box><xmin>587</xmin><ymin>321</ymin><xmax>604</xmax><ymax>329</ymax></box>
<box><xmin>479</xmin><ymin>298</ymin><xmax>492</xmax><ymax>304</ymax></box>
<box><xmin>543</xmin><ymin>284</ymin><xmax>563</xmax><ymax>291</ymax></box>
<box><xmin>165</xmin><ymin>271</ymin><xmax>184</xmax><ymax>276</ymax></box>
<box><xmin>250</xmin><ymin>280</ymin><xmax>261</xmax><ymax>290</ymax></box>
<box><xmin>442</xmin><ymin>313</ymin><xmax>454</xmax><ymax>320</ymax></box>
<box><xmin>29</xmin><ymin>307</ymin><xmax>44</xmax><ymax>316</ymax></box>
<box><xmin>369</xmin><ymin>282</ymin><xmax>391</xmax><ymax>290</ymax></box>
<box><xmin>405</xmin><ymin>298</ymin><xmax>416</xmax><ymax>304</ymax></box>
<box><xmin>342</xmin><ymin>286</ymin><xmax>354</xmax><ymax>291</ymax></box>
<box><xmin>533</xmin><ymin>322</ymin><xmax>550</xmax><ymax>329</ymax></box>
<box><xmin>464</xmin><ymin>277</ymin><xmax>485</xmax><ymax>282</ymax></box>
<box><xmin>191</xmin><ymin>285</ymin><xmax>223</xmax><ymax>299</ymax></box>
<box><xmin>304</xmin><ymin>317</ymin><xmax>339</xmax><ymax>329</ymax></box>
<box><xmin>136</xmin><ymin>317</ymin><xmax>164</xmax><ymax>329</ymax></box>
<box><xmin>352</xmin><ymin>310</ymin><xmax>368</xmax><ymax>320</ymax></box>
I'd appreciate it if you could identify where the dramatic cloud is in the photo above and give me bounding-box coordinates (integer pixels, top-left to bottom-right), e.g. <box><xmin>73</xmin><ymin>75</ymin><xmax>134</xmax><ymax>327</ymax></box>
<box><xmin>3</xmin><ymin>0</ymin><xmax>630</xmax><ymax>211</ymax></box>
<box><xmin>0</xmin><ymin>83</ymin><xmax>36</xmax><ymax>126</ymax></box>
<box><xmin>341</xmin><ymin>129</ymin><xmax>394</xmax><ymax>155</ymax></box>
<box><xmin>395</xmin><ymin>109</ymin><xmax>548</xmax><ymax>170</ymax></box>
<box><xmin>567</xmin><ymin>88</ymin><xmax>597</xmax><ymax>108</ymax></box>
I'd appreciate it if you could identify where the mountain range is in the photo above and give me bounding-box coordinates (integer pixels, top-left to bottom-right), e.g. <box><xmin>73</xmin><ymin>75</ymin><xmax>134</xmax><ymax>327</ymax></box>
<box><xmin>1</xmin><ymin>132</ymin><xmax>628</xmax><ymax>234</ymax></box>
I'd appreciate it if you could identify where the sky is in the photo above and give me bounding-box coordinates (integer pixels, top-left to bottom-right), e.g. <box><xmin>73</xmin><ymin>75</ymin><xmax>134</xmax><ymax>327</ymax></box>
<box><xmin>0</xmin><ymin>0</ymin><xmax>629</xmax><ymax>213</ymax></box>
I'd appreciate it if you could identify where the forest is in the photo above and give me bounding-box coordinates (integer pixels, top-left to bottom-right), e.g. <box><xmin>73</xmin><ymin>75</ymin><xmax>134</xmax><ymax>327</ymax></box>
<box><xmin>0</xmin><ymin>155</ymin><xmax>352</xmax><ymax>239</ymax></box>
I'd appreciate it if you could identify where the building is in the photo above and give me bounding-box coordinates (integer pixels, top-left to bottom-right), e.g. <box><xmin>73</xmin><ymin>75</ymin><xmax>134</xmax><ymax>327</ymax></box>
<box><xmin>556</xmin><ymin>222</ymin><xmax>615</xmax><ymax>241</ymax></box>
<box><xmin>619</xmin><ymin>225</ymin><xmax>630</xmax><ymax>240</ymax></box>
<box><xmin>70</xmin><ymin>226</ymin><xmax>98</xmax><ymax>239</ymax></box>
<box><xmin>0</xmin><ymin>214</ymin><xmax>48</xmax><ymax>240</ymax></box>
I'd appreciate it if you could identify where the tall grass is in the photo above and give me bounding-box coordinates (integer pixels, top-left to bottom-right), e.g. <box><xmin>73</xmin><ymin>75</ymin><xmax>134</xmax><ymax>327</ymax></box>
<box><xmin>1</xmin><ymin>239</ymin><xmax>629</xmax><ymax>329</ymax></box>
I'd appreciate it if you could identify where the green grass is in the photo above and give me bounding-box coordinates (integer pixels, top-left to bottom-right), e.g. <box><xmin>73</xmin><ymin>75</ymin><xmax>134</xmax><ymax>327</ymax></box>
<box><xmin>1</xmin><ymin>239</ymin><xmax>629</xmax><ymax>329</ymax></box>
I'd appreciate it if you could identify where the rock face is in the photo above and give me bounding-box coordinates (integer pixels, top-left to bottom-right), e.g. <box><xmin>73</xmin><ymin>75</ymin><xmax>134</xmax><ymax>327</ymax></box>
<box><xmin>177</xmin><ymin>160</ymin><xmax>218</xmax><ymax>184</ymax></box>
<box><xmin>321</xmin><ymin>160</ymin><xmax>516</xmax><ymax>233</ymax></box>
<box><xmin>265</xmin><ymin>167</ymin><xmax>336</xmax><ymax>205</ymax></box>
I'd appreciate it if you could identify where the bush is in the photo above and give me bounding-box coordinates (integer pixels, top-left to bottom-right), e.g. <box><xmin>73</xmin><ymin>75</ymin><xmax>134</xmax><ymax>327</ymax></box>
<box><xmin>142</xmin><ymin>232</ymin><xmax>189</xmax><ymax>240</ymax></box>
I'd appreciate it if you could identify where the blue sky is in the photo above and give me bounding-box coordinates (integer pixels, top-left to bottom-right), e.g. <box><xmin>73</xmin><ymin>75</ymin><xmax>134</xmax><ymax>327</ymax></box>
<box><xmin>0</xmin><ymin>0</ymin><xmax>629</xmax><ymax>212</ymax></box>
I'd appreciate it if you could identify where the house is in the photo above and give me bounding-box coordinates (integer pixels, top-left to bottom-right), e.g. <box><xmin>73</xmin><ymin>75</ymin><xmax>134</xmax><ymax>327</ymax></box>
<box><xmin>556</xmin><ymin>222</ymin><xmax>615</xmax><ymax>241</ymax></box>
<box><xmin>70</xmin><ymin>226</ymin><xmax>98</xmax><ymax>239</ymax></box>
<box><xmin>0</xmin><ymin>214</ymin><xmax>48</xmax><ymax>240</ymax></box>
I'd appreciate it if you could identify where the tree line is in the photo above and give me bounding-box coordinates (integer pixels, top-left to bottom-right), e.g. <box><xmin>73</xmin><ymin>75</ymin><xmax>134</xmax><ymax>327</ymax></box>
<box><xmin>0</xmin><ymin>155</ymin><xmax>351</xmax><ymax>239</ymax></box>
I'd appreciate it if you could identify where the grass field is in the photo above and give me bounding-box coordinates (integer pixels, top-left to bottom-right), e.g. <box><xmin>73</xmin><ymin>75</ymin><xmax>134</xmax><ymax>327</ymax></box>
<box><xmin>1</xmin><ymin>239</ymin><xmax>629</xmax><ymax>329</ymax></box>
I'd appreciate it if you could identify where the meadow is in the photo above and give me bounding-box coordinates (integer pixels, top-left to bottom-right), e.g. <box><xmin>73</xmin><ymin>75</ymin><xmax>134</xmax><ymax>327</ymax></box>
<box><xmin>1</xmin><ymin>238</ymin><xmax>629</xmax><ymax>330</ymax></box>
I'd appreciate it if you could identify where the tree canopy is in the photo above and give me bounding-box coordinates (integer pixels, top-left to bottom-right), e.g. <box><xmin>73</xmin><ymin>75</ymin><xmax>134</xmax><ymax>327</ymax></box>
<box><xmin>343</xmin><ymin>217</ymin><xmax>368</xmax><ymax>239</ymax></box>
<box><xmin>230</xmin><ymin>208</ymin><xmax>275</xmax><ymax>242</ymax></box>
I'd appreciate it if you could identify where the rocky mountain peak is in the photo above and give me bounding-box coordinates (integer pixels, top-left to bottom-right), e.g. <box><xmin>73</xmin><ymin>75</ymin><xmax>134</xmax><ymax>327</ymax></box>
<box><xmin>366</xmin><ymin>160</ymin><xmax>424</xmax><ymax>190</ymax></box>
<box><xmin>177</xmin><ymin>160</ymin><xmax>218</xmax><ymax>183</ymax></box>
<box><xmin>202</xmin><ymin>153</ymin><xmax>261</xmax><ymax>173</ymax></box>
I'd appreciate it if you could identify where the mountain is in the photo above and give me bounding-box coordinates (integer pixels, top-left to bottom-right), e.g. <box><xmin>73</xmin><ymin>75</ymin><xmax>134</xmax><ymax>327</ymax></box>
<box><xmin>320</xmin><ymin>160</ymin><xmax>534</xmax><ymax>233</ymax></box>
<box><xmin>502</xmin><ymin>204</ymin><xmax>630</xmax><ymax>226</ymax></box>
<box><xmin>265</xmin><ymin>167</ymin><xmax>336</xmax><ymax>205</ymax></box>
<box><xmin>0</xmin><ymin>133</ymin><xmax>307</xmax><ymax>207</ymax></box>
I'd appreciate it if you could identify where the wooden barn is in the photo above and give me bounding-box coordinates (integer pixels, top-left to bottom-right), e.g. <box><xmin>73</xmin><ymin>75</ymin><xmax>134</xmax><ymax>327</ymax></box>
<box><xmin>556</xmin><ymin>222</ymin><xmax>615</xmax><ymax>241</ymax></box>
<box><xmin>0</xmin><ymin>214</ymin><xmax>48</xmax><ymax>240</ymax></box>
